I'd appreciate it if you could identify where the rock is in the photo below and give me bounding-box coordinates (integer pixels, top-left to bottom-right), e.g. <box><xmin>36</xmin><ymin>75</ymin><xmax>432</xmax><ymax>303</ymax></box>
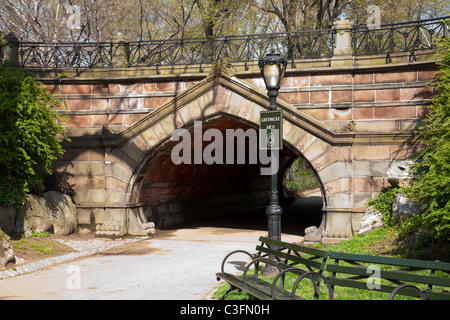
<box><xmin>392</xmin><ymin>193</ymin><xmax>423</xmax><ymax>222</ymax></box>
<box><xmin>22</xmin><ymin>194</ymin><xmax>53</xmax><ymax>233</ymax></box>
<box><xmin>18</xmin><ymin>192</ymin><xmax>78</xmax><ymax>236</ymax></box>
<box><xmin>387</xmin><ymin>160</ymin><xmax>415</xmax><ymax>187</ymax></box>
<box><xmin>359</xmin><ymin>206</ymin><xmax>384</xmax><ymax>235</ymax></box>
<box><xmin>304</xmin><ymin>226</ymin><xmax>322</xmax><ymax>242</ymax></box>
<box><xmin>0</xmin><ymin>205</ymin><xmax>16</xmax><ymax>235</ymax></box>
<box><xmin>0</xmin><ymin>227</ymin><xmax>15</xmax><ymax>269</ymax></box>
<box><xmin>42</xmin><ymin>191</ymin><xmax>77</xmax><ymax>236</ymax></box>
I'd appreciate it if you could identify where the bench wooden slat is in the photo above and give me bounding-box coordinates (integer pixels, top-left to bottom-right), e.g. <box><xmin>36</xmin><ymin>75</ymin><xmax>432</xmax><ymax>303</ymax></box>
<box><xmin>258</xmin><ymin>236</ymin><xmax>328</xmax><ymax>257</ymax></box>
<box><xmin>423</xmin><ymin>291</ymin><xmax>450</xmax><ymax>300</ymax></box>
<box><xmin>329</xmin><ymin>277</ymin><xmax>450</xmax><ymax>300</ymax></box>
<box><xmin>326</xmin><ymin>264</ymin><xmax>450</xmax><ymax>287</ymax></box>
<box><xmin>328</xmin><ymin>278</ymin><xmax>418</xmax><ymax>297</ymax></box>
<box><xmin>244</xmin><ymin>275</ymin><xmax>294</xmax><ymax>300</ymax></box>
<box><xmin>256</xmin><ymin>245</ymin><xmax>324</xmax><ymax>270</ymax></box>
<box><xmin>216</xmin><ymin>272</ymin><xmax>296</xmax><ymax>300</ymax></box>
<box><xmin>329</xmin><ymin>251</ymin><xmax>450</xmax><ymax>271</ymax></box>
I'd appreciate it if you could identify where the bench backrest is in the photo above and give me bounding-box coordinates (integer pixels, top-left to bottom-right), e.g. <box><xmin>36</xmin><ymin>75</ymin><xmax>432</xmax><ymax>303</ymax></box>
<box><xmin>257</xmin><ymin>236</ymin><xmax>330</xmax><ymax>273</ymax></box>
<box><xmin>326</xmin><ymin>251</ymin><xmax>450</xmax><ymax>300</ymax></box>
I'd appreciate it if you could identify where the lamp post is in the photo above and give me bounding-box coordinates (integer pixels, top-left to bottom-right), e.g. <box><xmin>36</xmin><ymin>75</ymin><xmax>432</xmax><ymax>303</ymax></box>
<box><xmin>258</xmin><ymin>52</ymin><xmax>287</xmax><ymax>246</ymax></box>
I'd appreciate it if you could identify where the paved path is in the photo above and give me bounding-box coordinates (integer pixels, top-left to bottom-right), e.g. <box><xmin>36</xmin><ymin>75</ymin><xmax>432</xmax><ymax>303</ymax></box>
<box><xmin>0</xmin><ymin>227</ymin><xmax>304</xmax><ymax>300</ymax></box>
<box><xmin>0</xmin><ymin>195</ymin><xmax>322</xmax><ymax>300</ymax></box>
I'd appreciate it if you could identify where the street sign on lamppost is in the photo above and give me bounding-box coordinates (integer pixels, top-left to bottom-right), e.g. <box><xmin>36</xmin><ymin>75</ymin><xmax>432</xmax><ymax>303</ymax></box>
<box><xmin>258</xmin><ymin>52</ymin><xmax>287</xmax><ymax>246</ymax></box>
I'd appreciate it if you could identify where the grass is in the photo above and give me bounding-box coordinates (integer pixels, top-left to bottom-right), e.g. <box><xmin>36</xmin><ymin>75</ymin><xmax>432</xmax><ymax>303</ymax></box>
<box><xmin>4</xmin><ymin>232</ymin><xmax>74</xmax><ymax>269</ymax></box>
<box><xmin>213</xmin><ymin>228</ymin><xmax>450</xmax><ymax>300</ymax></box>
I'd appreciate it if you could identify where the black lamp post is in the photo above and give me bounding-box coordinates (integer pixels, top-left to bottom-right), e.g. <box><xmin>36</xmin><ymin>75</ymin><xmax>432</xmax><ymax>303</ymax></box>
<box><xmin>259</xmin><ymin>52</ymin><xmax>287</xmax><ymax>111</ymax></box>
<box><xmin>258</xmin><ymin>52</ymin><xmax>287</xmax><ymax>246</ymax></box>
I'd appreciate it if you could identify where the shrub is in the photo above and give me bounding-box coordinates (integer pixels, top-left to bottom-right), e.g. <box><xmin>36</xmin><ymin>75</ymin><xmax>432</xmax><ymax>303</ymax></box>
<box><xmin>366</xmin><ymin>29</ymin><xmax>450</xmax><ymax>244</ymax></box>
<box><xmin>366</xmin><ymin>186</ymin><xmax>402</xmax><ymax>226</ymax></box>
<box><xmin>407</xmin><ymin>34</ymin><xmax>450</xmax><ymax>243</ymax></box>
<box><xmin>0</xmin><ymin>62</ymin><xmax>68</xmax><ymax>207</ymax></box>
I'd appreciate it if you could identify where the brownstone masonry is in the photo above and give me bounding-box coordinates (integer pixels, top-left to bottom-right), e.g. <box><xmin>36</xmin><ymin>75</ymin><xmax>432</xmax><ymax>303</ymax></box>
<box><xmin>26</xmin><ymin>47</ymin><xmax>438</xmax><ymax>244</ymax></box>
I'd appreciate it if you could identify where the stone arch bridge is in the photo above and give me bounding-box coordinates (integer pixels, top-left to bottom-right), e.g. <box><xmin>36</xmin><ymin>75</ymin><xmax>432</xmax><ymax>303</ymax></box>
<box><xmin>3</xmin><ymin>17</ymin><xmax>447</xmax><ymax>244</ymax></box>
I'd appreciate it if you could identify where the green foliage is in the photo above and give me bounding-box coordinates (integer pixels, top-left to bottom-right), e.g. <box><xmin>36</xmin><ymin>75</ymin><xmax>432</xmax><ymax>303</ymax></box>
<box><xmin>366</xmin><ymin>186</ymin><xmax>411</xmax><ymax>226</ymax></box>
<box><xmin>284</xmin><ymin>158</ymin><xmax>319</xmax><ymax>194</ymax></box>
<box><xmin>0</xmin><ymin>62</ymin><xmax>68</xmax><ymax>207</ymax></box>
<box><xmin>365</xmin><ymin>26</ymin><xmax>450</xmax><ymax>244</ymax></box>
<box><xmin>20</xmin><ymin>231</ymin><xmax>52</xmax><ymax>238</ymax></box>
<box><xmin>407</xmin><ymin>32</ymin><xmax>450</xmax><ymax>243</ymax></box>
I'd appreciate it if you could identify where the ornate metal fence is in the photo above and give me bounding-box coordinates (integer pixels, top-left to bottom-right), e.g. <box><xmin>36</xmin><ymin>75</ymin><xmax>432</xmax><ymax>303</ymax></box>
<box><xmin>17</xmin><ymin>41</ymin><xmax>112</xmax><ymax>70</ymax></box>
<box><xmin>2</xmin><ymin>16</ymin><xmax>448</xmax><ymax>72</ymax></box>
<box><xmin>352</xmin><ymin>16</ymin><xmax>449</xmax><ymax>63</ymax></box>
<box><xmin>126</xmin><ymin>28</ymin><xmax>335</xmax><ymax>71</ymax></box>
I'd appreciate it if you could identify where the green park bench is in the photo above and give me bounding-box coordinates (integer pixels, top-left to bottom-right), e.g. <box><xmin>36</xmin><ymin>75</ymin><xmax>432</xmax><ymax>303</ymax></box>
<box><xmin>326</xmin><ymin>250</ymin><xmax>450</xmax><ymax>300</ymax></box>
<box><xmin>215</xmin><ymin>236</ymin><xmax>332</xmax><ymax>300</ymax></box>
<box><xmin>216</xmin><ymin>236</ymin><xmax>450</xmax><ymax>300</ymax></box>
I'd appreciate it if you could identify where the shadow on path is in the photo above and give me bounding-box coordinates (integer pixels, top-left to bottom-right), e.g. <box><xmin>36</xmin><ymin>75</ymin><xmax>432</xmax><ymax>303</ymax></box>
<box><xmin>162</xmin><ymin>195</ymin><xmax>323</xmax><ymax>237</ymax></box>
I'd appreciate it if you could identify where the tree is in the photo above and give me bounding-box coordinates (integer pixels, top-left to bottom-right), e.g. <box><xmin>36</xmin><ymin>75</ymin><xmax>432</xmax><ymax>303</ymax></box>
<box><xmin>1</xmin><ymin>0</ymin><xmax>449</xmax><ymax>43</ymax></box>
<box><xmin>0</xmin><ymin>62</ymin><xmax>69</xmax><ymax>207</ymax></box>
<box><xmin>253</xmin><ymin>0</ymin><xmax>350</xmax><ymax>32</ymax></box>
<box><xmin>407</xmin><ymin>33</ymin><xmax>450</xmax><ymax>243</ymax></box>
<box><xmin>346</xmin><ymin>0</ymin><xmax>450</xmax><ymax>27</ymax></box>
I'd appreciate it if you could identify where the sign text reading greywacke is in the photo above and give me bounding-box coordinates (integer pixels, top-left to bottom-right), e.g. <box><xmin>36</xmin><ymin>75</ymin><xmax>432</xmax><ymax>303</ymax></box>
<box><xmin>260</xmin><ymin>110</ymin><xmax>283</xmax><ymax>150</ymax></box>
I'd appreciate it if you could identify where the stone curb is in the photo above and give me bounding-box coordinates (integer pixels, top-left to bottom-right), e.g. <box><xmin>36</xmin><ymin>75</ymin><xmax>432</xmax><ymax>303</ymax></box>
<box><xmin>0</xmin><ymin>237</ymin><xmax>146</xmax><ymax>280</ymax></box>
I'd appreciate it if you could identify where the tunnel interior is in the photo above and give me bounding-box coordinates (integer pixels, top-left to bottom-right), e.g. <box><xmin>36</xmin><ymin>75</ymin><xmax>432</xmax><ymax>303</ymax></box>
<box><xmin>138</xmin><ymin>115</ymin><xmax>323</xmax><ymax>235</ymax></box>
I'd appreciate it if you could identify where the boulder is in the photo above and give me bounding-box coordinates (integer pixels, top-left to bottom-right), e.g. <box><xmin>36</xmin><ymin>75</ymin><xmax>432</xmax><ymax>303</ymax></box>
<box><xmin>0</xmin><ymin>205</ymin><xmax>16</xmax><ymax>235</ymax></box>
<box><xmin>0</xmin><ymin>227</ymin><xmax>15</xmax><ymax>269</ymax></box>
<box><xmin>304</xmin><ymin>226</ymin><xmax>322</xmax><ymax>242</ymax></box>
<box><xmin>392</xmin><ymin>193</ymin><xmax>423</xmax><ymax>222</ymax></box>
<box><xmin>359</xmin><ymin>206</ymin><xmax>384</xmax><ymax>235</ymax></box>
<box><xmin>17</xmin><ymin>192</ymin><xmax>78</xmax><ymax>236</ymax></box>
<box><xmin>22</xmin><ymin>194</ymin><xmax>53</xmax><ymax>234</ymax></box>
<box><xmin>42</xmin><ymin>191</ymin><xmax>77</xmax><ymax>236</ymax></box>
<box><xmin>387</xmin><ymin>160</ymin><xmax>415</xmax><ymax>187</ymax></box>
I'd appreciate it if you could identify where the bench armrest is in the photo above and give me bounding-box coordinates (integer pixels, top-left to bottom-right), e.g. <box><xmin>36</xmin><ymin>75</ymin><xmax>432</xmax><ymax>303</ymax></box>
<box><xmin>220</xmin><ymin>250</ymin><xmax>257</xmax><ymax>274</ymax></box>
<box><xmin>388</xmin><ymin>284</ymin><xmax>426</xmax><ymax>300</ymax></box>
<box><xmin>270</xmin><ymin>267</ymin><xmax>306</xmax><ymax>298</ymax></box>
<box><xmin>242</xmin><ymin>257</ymin><xmax>282</xmax><ymax>286</ymax></box>
<box><xmin>290</xmin><ymin>271</ymin><xmax>334</xmax><ymax>300</ymax></box>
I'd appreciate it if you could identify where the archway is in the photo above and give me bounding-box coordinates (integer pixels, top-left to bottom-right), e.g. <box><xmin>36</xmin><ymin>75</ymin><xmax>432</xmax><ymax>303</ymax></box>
<box><xmin>118</xmin><ymin>68</ymin><xmax>356</xmax><ymax>240</ymax></box>
<box><xmin>281</xmin><ymin>155</ymin><xmax>325</xmax><ymax>238</ymax></box>
<box><xmin>127</xmin><ymin>112</ymin><xmax>325</xmax><ymax>238</ymax></box>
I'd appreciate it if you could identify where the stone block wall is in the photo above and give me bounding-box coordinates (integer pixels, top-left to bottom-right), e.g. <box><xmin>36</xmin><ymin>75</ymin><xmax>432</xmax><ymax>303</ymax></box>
<box><xmin>45</xmin><ymin>80</ymin><xmax>199</xmax><ymax>137</ymax></box>
<box><xmin>44</xmin><ymin>55</ymin><xmax>437</xmax><ymax>243</ymax></box>
<box><xmin>250</xmin><ymin>67</ymin><xmax>435</xmax><ymax>133</ymax></box>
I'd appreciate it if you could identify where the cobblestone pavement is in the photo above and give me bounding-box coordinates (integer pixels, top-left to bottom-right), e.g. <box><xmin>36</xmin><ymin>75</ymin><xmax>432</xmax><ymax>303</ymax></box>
<box><xmin>0</xmin><ymin>236</ymin><xmax>147</xmax><ymax>280</ymax></box>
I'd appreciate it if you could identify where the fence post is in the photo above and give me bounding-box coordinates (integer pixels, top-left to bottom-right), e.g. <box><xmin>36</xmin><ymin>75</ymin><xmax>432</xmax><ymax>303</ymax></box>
<box><xmin>111</xmin><ymin>32</ymin><xmax>128</xmax><ymax>68</ymax></box>
<box><xmin>3</xmin><ymin>32</ymin><xmax>20</xmax><ymax>67</ymax></box>
<box><xmin>331</xmin><ymin>18</ymin><xmax>353</xmax><ymax>67</ymax></box>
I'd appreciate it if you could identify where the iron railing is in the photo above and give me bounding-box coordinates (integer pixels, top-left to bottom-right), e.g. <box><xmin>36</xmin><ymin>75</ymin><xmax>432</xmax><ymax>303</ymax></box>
<box><xmin>3</xmin><ymin>16</ymin><xmax>449</xmax><ymax>72</ymax></box>
<box><xmin>352</xmin><ymin>16</ymin><xmax>449</xmax><ymax>63</ymax></box>
<box><xmin>126</xmin><ymin>28</ymin><xmax>335</xmax><ymax>71</ymax></box>
<box><xmin>17</xmin><ymin>41</ymin><xmax>112</xmax><ymax>70</ymax></box>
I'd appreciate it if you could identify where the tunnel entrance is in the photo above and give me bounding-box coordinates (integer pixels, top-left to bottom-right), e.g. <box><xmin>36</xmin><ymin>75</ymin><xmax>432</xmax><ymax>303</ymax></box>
<box><xmin>137</xmin><ymin>115</ymin><xmax>324</xmax><ymax>237</ymax></box>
